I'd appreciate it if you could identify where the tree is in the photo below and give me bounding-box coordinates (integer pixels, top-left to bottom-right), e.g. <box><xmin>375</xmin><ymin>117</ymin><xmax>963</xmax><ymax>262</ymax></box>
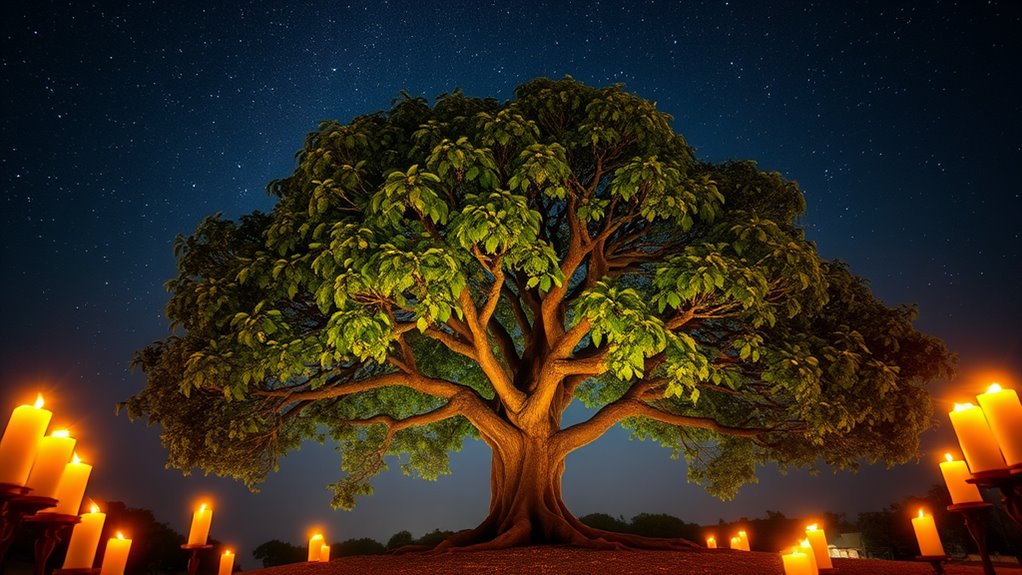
<box><xmin>123</xmin><ymin>77</ymin><xmax>954</xmax><ymax>550</ymax></box>
<box><xmin>252</xmin><ymin>539</ymin><xmax>305</xmax><ymax>567</ymax></box>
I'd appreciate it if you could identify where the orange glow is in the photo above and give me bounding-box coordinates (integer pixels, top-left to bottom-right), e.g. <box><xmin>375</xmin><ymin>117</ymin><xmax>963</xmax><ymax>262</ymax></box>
<box><xmin>917</xmin><ymin>509</ymin><xmax>926</xmax><ymax>519</ymax></box>
<box><xmin>806</xmin><ymin>523</ymin><xmax>818</xmax><ymax>531</ymax></box>
<box><xmin>707</xmin><ymin>536</ymin><xmax>715</xmax><ymax>542</ymax></box>
<box><xmin>800</xmin><ymin>539</ymin><xmax>812</xmax><ymax>549</ymax></box>
<box><xmin>223</xmin><ymin>549</ymin><xmax>233</xmax><ymax>556</ymax></box>
<box><xmin>944</xmin><ymin>453</ymin><xmax>954</xmax><ymax>462</ymax></box>
<box><xmin>34</xmin><ymin>394</ymin><xmax>44</xmax><ymax>409</ymax></box>
<box><xmin>738</xmin><ymin>530</ymin><xmax>746</xmax><ymax>536</ymax></box>
<box><xmin>987</xmin><ymin>383</ymin><xmax>1004</xmax><ymax>394</ymax></box>
<box><xmin>199</xmin><ymin>503</ymin><xmax>207</xmax><ymax>512</ymax></box>
<box><xmin>953</xmin><ymin>402</ymin><xmax>975</xmax><ymax>412</ymax></box>
<box><xmin>51</xmin><ymin>429</ymin><xmax>70</xmax><ymax>438</ymax></box>
<box><xmin>72</xmin><ymin>453</ymin><xmax>81</xmax><ymax>464</ymax></box>
<box><xmin>89</xmin><ymin>501</ymin><xmax>100</xmax><ymax>514</ymax></box>
<box><xmin>116</xmin><ymin>531</ymin><xmax>125</xmax><ymax>540</ymax></box>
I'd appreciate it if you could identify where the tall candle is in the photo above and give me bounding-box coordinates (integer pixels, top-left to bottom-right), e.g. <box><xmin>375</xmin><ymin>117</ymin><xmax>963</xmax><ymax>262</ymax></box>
<box><xmin>781</xmin><ymin>549</ymin><xmax>812</xmax><ymax>575</ymax></box>
<box><xmin>949</xmin><ymin>403</ymin><xmax>1006</xmax><ymax>473</ymax></box>
<box><xmin>50</xmin><ymin>453</ymin><xmax>91</xmax><ymax>515</ymax></box>
<box><xmin>308</xmin><ymin>534</ymin><xmax>324</xmax><ymax>561</ymax></box>
<box><xmin>319</xmin><ymin>544</ymin><xmax>330</xmax><ymax>562</ymax></box>
<box><xmin>799</xmin><ymin>539</ymin><xmax>820</xmax><ymax>575</ymax></box>
<box><xmin>706</xmin><ymin>535</ymin><xmax>717</xmax><ymax>549</ymax></box>
<box><xmin>737</xmin><ymin>530</ymin><xmax>750</xmax><ymax>551</ymax></box>
<box><xmin>64</xmin><ymin>502</ymin><xmax>106</xmax><ymax>568</ymax></box>
<box><xmin>804</xmin><ymin>524</ymin><xmax>833</xmax><ymax>569</ymax></box>
<box><xmin>0</xmin><ymin>395</ymin><xmax>52</xmax><ymax>485</ymax></box>
<box><xmin>99</xmin><ymin>532</ymin><xmax>132</xmax><ymax>575</ymax></box>
<box><xmin>939</xmin><ymin>453</ymin><xmax>983</xmax><ymax>504</ymax></box>
<box><xmin>911</xmin><ymin>509</ymin><xmax>945</xmax><ymax>557</ymax></box>
<box><xmin>25</xmin><ymin>429</ymin><xmax>75</xmax><ymax>498</ymax></box>
<box><xmin>217</xmin><ymin>549</ymin><xmax>235</xmax><ymax>575</ymax></box>
<box><xmin>977</xmin><ymin>383</ymin><xmax>1022</xmax><ymax>466</ymax></box>
<box><xmin>187</xmin><ymin>503</ymin><xmax>213</xmax><ymax>545</ymax></box>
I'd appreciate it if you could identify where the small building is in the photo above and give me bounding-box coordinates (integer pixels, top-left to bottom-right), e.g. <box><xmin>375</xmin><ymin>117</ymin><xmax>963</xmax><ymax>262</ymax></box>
<box><xmin>828</xmin><ymin>532</ymin><xmax>864</xmax><ymax>559</ymax></box>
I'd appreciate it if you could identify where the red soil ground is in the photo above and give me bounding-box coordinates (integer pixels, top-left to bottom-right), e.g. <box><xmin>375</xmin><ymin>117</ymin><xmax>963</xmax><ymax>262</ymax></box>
<box><xmin>247</xmin><ymin>548</ymin><xmax>1022</xmax><ymax>575</ymax></box>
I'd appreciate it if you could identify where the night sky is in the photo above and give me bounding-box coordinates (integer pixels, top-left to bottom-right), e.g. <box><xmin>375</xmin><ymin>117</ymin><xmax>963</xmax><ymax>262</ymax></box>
<box><xmin>2</xmin><ymin>0</ymin><xmax>1021</xmax><ymax>559</ymax></box>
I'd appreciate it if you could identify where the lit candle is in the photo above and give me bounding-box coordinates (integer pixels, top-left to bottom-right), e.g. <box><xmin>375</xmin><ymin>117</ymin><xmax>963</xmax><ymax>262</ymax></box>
<box><xmin>799</xmin><ymin>539</ymin><xmax>820</xmax><ymax>575</ymax></box>
<box><xmin>706</xmin><ymin>535</ymin><xmax>717</xmax><ymax>549</ymax></box>
<box><xmin>308</xmin><ymin>533</ymin><xmax>324</xmax><ymax>561</ymax></box>
<box><xmin>217</xmin><ymin>549</ymin><xmax>235</xmax><ymax>575</ymax></box>
<box><xmin>977</xmin><ymin>383</ymin><xmax>1022</xmax><ymax>467</ymax></box>
<box><xmin>99</xmin><ymin>532</ymin><xmax>132</xmax><ymax>575</ymax></box>
<box><xmin>0</xmin><ymin>394</ymin><xmax>52</xmax><ymax>485</ymax></box>
<box><xmin>737</xmin><ymin>530</ymin><xmax>750</xmax><ymax>551</ymax></box>
<box><xmin>50</xmin><ymin>453</ymin><xmax>92</xmax><ymax>515</ymax></box>
<box><xmin>319</xmin><ymin>544</ymin><xmax>330</xmax><ymax>562</ymax></box>
<box><xmin>25</xmin><ymin>429</ymin><xmax>75</xmax><ymax>498</ymax></box>
<box><xmin>939</xmin><ymin>453</ymin><xmax>983</xmax><ymax>504</ymax></box>
<box><xmin>187</xmin><ymin>503</ymin><xmax>213</xmax><ymax>545</ymax></box>
<box><xmin>63</xmin><ymin>502</ymin><xmax>106</xmax><ymax>568</ymax></box>
<box><xmin>911</xmin><ymin>509</ymin><xmax>945</xmax><ymax>557</ymax></box>
<box><xmin>949</xmin><ymin>403</ymin><xmax>1006</xmax><ymax>473</ymax></box>
<box><xmin>804</xmin><ymin>523</ymin><xmax>833</xmax><ymax>569</ymax></box>
<box><xmin>781</xmin><ymin>548</ymin><xmax>812</xmax><ymax>575</ymax></box>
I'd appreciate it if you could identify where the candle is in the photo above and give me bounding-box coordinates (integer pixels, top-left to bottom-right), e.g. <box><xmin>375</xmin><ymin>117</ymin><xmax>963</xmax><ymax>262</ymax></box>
<box><xmin>319</xmin><ymin>544</ymin><xmax>330</xmax><ymax>562</ymax></box>
<box><xmin>737</xmin><ymin>530</ymin><xmax>750</xmax><ymax>551</ymax></box>
<box><xmin>781</xmin><ymin>549</ymin><xmax>812</xmax><ymax>575</ymax></box>
<box><xmin>706</xmin><ymin>535</ymin><xmax>717</xmax><ymax>549</ymax></box>
<box><xmin>804</xmin><ymin>523</ymin><xmax>834</xmax><ymax>569</ymax></box>
<box><xmin>939</xmin><ymin>453</ymin><xmax>983</xmax><ymax>504</ymax></box>
<box><xmin>218</xmin><ymin>549</ymin><xmax>235</xmax><ymax>575</ymax></box>
<box><xmin>977</xmin><ymin>383</ymin><xmax>1022</xmax><ymax>467</ymax></box>
<box><xmin>99</xmin><ymin>532</ymin><xmax>132</xmax><ymax>575</ymax></box>
<box><xmin>949</xmin><ymin>403</ymin><xmax>1006</xmax><ymax>473</ymax></box>
<box><xmin>50</xmin><ymin>453</ymin><xmax>91</xmax><ymax>515</ymax></box>
<box><xmin>63</xmin><ymin>502</ymin><xmax>106</xmax><ymax>568</ymax></box>
<box><xmin>25</xmin><ymin>429</ymin><xmax>75</xmax><ymax>498</ymax></box>
<box><xmin>799</xmin><ymin>539</ymin><xmax>820</xmax><ymax>575</ymax></box>
<box><xmin>187</xmin><ymin>503</ymin><xmax>213</xmax><ymax>545</ymax></box>
<box><xmin>911</xmin><ymin>509</ymin><xmax>945</xmax><ymax>557</ymax></box>
<box><xmin>0</xmin><ymin>394</ymin><xmax>52</xmax><ymax>485</ymax></box>
<box><xmin>308</xmin><ymin>533</ymin><xmax>324</xmax><ymax>561</ymax></box>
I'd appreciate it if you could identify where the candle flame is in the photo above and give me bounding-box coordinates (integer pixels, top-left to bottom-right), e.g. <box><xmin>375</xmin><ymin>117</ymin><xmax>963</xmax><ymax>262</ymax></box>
<box><xmin>707</xmin><ymin>536</ymin><xmax>715</xmax><ymax>542</ymax></box>
<box><xmin>34</xmin><ymin>394</ymin><xmax>44</xmax><ymax>409</ymax></box>
<box><xmin>89</xmin><ymin>501</ymin><xmax>100</xmax><ymax>514</ymax></box>
<box><xmin>116</xmin><ymin>532</ymin><xmax>125</xmax><ymax>540</ymax></box>
<box><xmin>986</xmin><ymin>383</ymin><xmax>1003</xmax><ymax>394</ymax></box>
<box><xmin>199</xmin><ymin>503</ymin><xmax>207</xmax><ymax>512</ymax></box>
<box><xmin>51</xmin><ymin>429</ymin><xmax>70</xmax><ymax>438</ymax></box>
<box><xmin>72</xmin><ymin>453</ymin><xmax>81</xmax><ymax>464</ymax></box>
<box><xmin>806</xmin><ymin>523</ymin><xmax>818</xmax><ymax>531</ymax></box>
<box><xmin>800</xmin><ymin>539</ymin><xmax>812</xmax><ymax>548</ymax></box>
<box><xmin>738</xmin><ymin>530</ymin><xmax>746</xmax><ymax>536</ymax></box>
<box><xmin>945</xmin><ymin>453</ymin><xmax>954</xmax><ymax>462</ymax></box>
<box><xmin>918</xmin><ymin>509</ymin><xmax>925</xmax><ymax>518</ymax></box>
<box><xmin>953</xmin><ymin>402</ymin><xmax>975</xmax><ymax>412</ymax></box>
<box><xmin>223</xmin><ymin>549</ymin><xmax>233</xmax><ymax>556</ymax></box>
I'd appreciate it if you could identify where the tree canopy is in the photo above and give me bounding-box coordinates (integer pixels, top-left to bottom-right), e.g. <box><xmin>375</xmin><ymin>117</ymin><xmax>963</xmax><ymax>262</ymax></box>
<box><xmin>124</xmin><ymin>76</ymin><xmax>953</xmax><ymax>549</ymax></box>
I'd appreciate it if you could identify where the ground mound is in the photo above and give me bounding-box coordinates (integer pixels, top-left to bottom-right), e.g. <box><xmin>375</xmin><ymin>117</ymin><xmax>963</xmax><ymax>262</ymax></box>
<box><xmin>246</xmin><ymin>547</ymin><xmax>1021</xmax><ymax>575</ymax></box>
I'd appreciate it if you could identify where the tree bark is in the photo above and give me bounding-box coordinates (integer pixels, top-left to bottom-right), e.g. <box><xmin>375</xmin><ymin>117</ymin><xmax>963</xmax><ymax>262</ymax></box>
<box><xmin>430</xmin><ymin>431</ymin><xmax>700</xmax><ymax>552</ymax></box>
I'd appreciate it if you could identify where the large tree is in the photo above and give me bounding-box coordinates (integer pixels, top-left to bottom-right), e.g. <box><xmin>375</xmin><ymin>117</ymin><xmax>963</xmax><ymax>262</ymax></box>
<box><xmin>124</xmin><ymin>77</ymin><xmax>953</xmax><ymax>550</ymax></box>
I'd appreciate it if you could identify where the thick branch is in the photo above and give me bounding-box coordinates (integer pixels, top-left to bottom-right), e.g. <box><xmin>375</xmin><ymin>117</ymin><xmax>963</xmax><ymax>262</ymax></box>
<box><xmin>459</xmin><ymin>288</ymin><xmax>526</xmax><ymax>412</ymax></box>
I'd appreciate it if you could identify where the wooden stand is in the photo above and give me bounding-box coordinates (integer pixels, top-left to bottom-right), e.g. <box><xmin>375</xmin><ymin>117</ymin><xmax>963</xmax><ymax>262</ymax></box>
<box><xmin>916</xmin><ymin>554</ymin><xmax>949</xmax><ymax>575</ymax></box>
<box><xmin>967</xmin><ymin>465</ymin><xmax>1022</xmax><ymax>527</ymax></box>
<box><xmin>52</xmin><ymin>569</ymin><xmax>99</xmax><ymax>575</ymax></box>
<box><xmin>180</xmin><ymin>544</ymin><xmax>212</xmax><ymax>575</ymax></box>
<box><xmin>947</xmin><ymin>502</ymin><xmax>997</xmax><ymax>575</ymax></box>
<box><xmin>23</xmin><ymin>512</ymin><xmax>79</xmax><ymax>575</ymax></box>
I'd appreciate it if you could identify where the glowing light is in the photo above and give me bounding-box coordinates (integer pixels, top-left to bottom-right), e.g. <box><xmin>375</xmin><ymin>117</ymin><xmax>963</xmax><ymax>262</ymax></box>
<box><xmin>89</xmin><ymin>501</ymin><xmax>100</xmax><ymax>514</ymax></box>
<box><xmin>917</xmin><ymin>508</ymin><xmax>925</xmax><ymax>519</ymax></box>
<box><xmin>34</xmin><ymin>394</ymin><xmax>44</xmax><ymax>409</ymax></box>
<box><xmin>116</xmin><ymin>531</ymin><xmax>125</xmax><ymax>540</ymax></box>
<box><xmin>806</xmin><ymin>523</ymin><xmax>818</xmax><ymax>531</ymax></box>
<box><xmin>953</xmin><ymin>402</ymin><xmax>975</xmax><ymax>412</ymax></box>
<box><xmin>987</xmin><ymin>383</ymin><xmax>1003</xmax><ymax>394</ymax></box>
<box><xmin>223</xmin><ymin>549</ymin><xmax>233</xmax><ymax>556</ymax></box>
<box><xmin>200</xmin><ymin>503</ymin><xmax>207</xmax><ymax>512</ymax></box>
<box><xmin>944</xmin><ymin>453</ymin><xmax>954</xmax><ymax>462</ymax></box>
<box><xmin>800</xmin><ymin>538</ymin><xmax>812</xmax><ymax>549</ymax></box>
<box><xmin>52</xmin><ymin>429</ymin><xmax>70</xmax><ymax>438</ymax></box>
<box><xmin>72</xmin><ymin>452</ymin><xmax>81</xmax><ymax>464</ymax></box>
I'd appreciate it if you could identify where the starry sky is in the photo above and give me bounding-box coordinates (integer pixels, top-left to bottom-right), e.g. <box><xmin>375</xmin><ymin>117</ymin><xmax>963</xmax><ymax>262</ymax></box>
<box><xmin>2</xmin><ymin>0</ymin><xmax>1021</xmax><ymax>559</ymax></box>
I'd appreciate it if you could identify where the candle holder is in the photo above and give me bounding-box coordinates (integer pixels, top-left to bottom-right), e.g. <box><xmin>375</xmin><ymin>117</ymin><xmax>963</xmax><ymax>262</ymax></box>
<box><xmin>967</xmin><ymin>465</ymin><xmax>1022</xmax><ymax>527</ymax></box>
<box><xmin>52</xmin><ymin>569</ymin><xmax>100</xmax><ymax>575</ymax></box>
<box><xmin>23</xmin><ymin>512</ymin><xmax>80</xmax><ymax>575</ymax></box>
<box><xmin>915</xmin><ymin>554</ymin><xmax>948</xmax><ymax>575</ymax></box>
<box><xmin>947</xmin><ymin>502</ymin><xmax>996</xmax><ymax>575</ymax></box>
<box><xmin>0</xmin><ymin>483</ymin><xmax>33</xmax><ymax>565</ymax></box>
<box><xmin>181</xmin><ymin>544</ymin><xmax>212</xmax><ymax>575</ymax></box>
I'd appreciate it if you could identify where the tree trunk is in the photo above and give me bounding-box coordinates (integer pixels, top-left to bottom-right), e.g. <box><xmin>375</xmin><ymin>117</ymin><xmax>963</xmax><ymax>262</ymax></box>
<box><xmin>430</xmin><ymin>432</ymin><xmax>700</xmax><ymax>552</ymax></box>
